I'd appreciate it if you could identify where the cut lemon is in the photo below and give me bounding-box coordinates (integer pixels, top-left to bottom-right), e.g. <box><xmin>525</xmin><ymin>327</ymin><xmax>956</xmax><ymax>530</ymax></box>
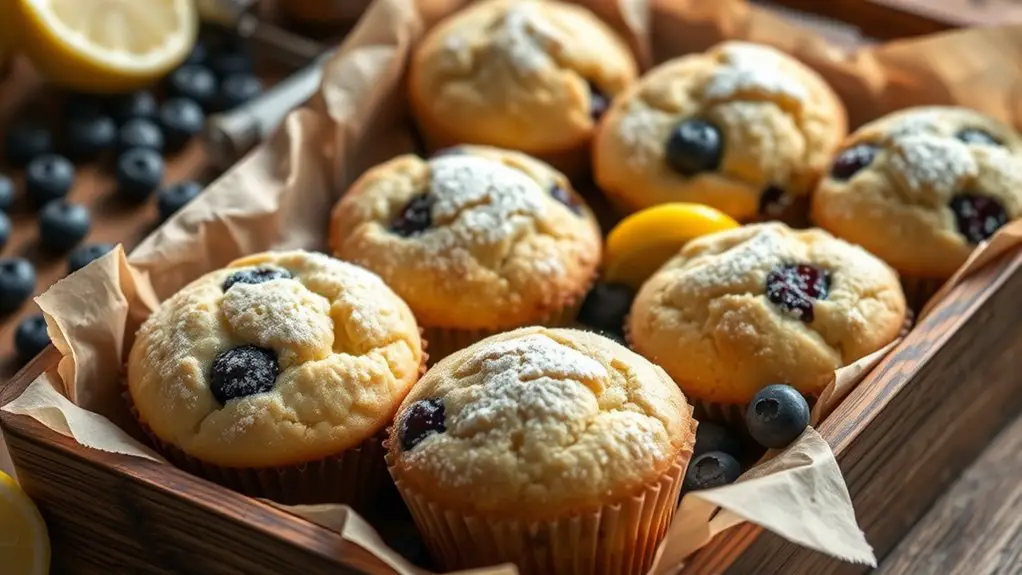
<box><xmin>11</xmin><ymin>0</ymin><xmax>198</xmax><ymax>92</ymax></box>
<box><xmin>0</xmin><ymin>471</ymin><xmax>50</xmax><ymax>575</ymax></box>
<box><xmin>604</xmin><ymin>203</ymin><xmax>740</xmax><ymax>289</ymax></box>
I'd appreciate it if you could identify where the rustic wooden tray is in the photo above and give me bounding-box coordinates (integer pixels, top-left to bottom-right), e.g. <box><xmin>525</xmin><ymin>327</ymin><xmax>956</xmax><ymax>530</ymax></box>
<box><xmin>4</xmin><ymin>1</ymin><xmax>1022</xmax><ymax>574</ymax></box>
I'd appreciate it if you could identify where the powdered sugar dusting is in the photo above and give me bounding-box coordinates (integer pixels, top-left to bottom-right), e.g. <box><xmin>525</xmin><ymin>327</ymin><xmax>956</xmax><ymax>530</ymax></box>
<box><xmin>703</xmin><ymin>43</ymin><xmax>808</xmax><ymax>103</ymax></box>
<box><xmin>976</xmin><ymin>145</ymin><xmax>1022</xmax><ymax>186</ymax></box>
<box><xmin>617</xmin><ymin>102</ymin><xmax>670</xmax><ymax>167</ymax></box>
<box><xmin>491</xmin><ymin>2</ymin><xmax>560</xmax><ymax>72</ymax></box>
<box><xmin>221</xmin><ymin>280</ymin><xmax>333</xmax><ymax>359</ymax></box>
<box><xmin>886</xmin><ymin>111</ymin><xmax>943</xmax><ymax>139</ymax></box>
<box><xmin>684</xmin><ymin>228</ymin><xmax>789</xmax><ymax>291</ymax></box>
<box><xmin>888</xmin><ymin>134</ymin><xmax>978</xmax><ymax>193</ymax></box>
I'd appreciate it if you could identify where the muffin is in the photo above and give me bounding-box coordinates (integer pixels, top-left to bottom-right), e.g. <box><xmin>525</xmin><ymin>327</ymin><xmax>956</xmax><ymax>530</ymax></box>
<box><xmin>811</xmin><ymin>106</ymin><xmax>1022</xmax><ymax>307</ymax></box>
<box><xmin>628</xmin><ymin>223</ymin><xmax>905</xmax><ymax>416</ymax></box>
<box><xmin>409</xmin><ymin>0</ymin><xmax>638</xmax><ymax>175</ymax></box>
<box><xmin>329</xmin><ymin>146</ymin><xmax>602</xmax><ymax>360</ymax></box>
<box><xmin>387</xmin><ymin>326</ymin><xmax>696</xmax><ymax>574</ymax></box>
<box><xmin>594</xmin><ymin>41</ymin><xmax>847</xmax><ymax>222</ymax></box>
<box><xmin>127</xmin><ymin>250</ymin><xmax>425</xmax><ymax>505</ymax></box>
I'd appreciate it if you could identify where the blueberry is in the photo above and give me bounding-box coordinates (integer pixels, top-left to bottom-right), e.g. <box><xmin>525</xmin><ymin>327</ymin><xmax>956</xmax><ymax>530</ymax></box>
<box><xmin>682</xmin><ymin>451</ymin><xmax>742</xmax><ymax>492</ymax></box>
<box><xmin>108</xmin><ymin>91</ymin><xmax>158</xmax><ymax>123</ymax></box>
<box><xmin>38</xmin><ymin>201</ymin><xmax>91</xmax><ymax>252</ymax></box>
<box><xmin>167</xmin><ymin>65</ymin><xmax>218</xmax><ymax>109</ymax></box>
<box><xmin>765</xmin><ymin>264</ymin><xmax>830</xmax><ymax>323</ymax></box>
<box><xmin>578</xmin><ymin>283</ymin><xmax>635</xmax><ymax>336</ymax></box>
<box><xmin>693</xmin><ymin>421</ymin><xmax>743</xmax><ymax>458</ymax></box>
<box><xmin>5</xmin><ymin>123</ymin><xmax>54</xmax><ymax>167</ymax></box>
<box><xmin>0</xmin><ymin>258</ymin><xmax>36</xmax><ymax>315</ymax></box>
<box><xmin>0</xmin><ymin>174</ymin><xmax>12</xmax><ymax>211</ymax></box>
<box><xmin>116</xmin><ymin>148</ymin><xmax>164</xmax><ymax>201</ymax></box>
<box><xmin>399</xmin><ymin>398</ymin><xmax>446</xmax><ymax>451</ymax></box>
<box><xmin>0</xmin><ymin>211</ymin><xmax>9</xmax><ymax>250</ymax></box>
<box><xmin>159</xmin><ymin>98</ymin><xmax>205</xmax><ymax>152</ymax></box>
<box><xmin>209</xmin><ymin>345</ymin><xmax>279</xmax><ymax>405</ymax></box>
<box><xmin>758</xmin><ymin>185</ymin><xmax>794</xmax><ymax>218</ymax></box>
<box><xmin>956</xmin><ymin>128</ymin><xmax>1001</xmax><ymax>147</ymax></box>
<box><xmin>550</xmin><ymin>184</ymin><xmax>583</xmax><ymax>216</ymax></box>
<box><xmin>830</xmin><ymin>144</ymin><xmax>879</xmax><ymax>181</ymax></box>
<box><xmin>14</xmin><ymin>314</ymin><xmax>50</xmax><ymax>364</ymax></box>
<box><xmin>218</xmin><ymin>74</ymin><xmax>263</xmax><ymax>111</ymax></box>
<box><xmin>222</xmin><ymin>266</ymin><xmax>292</xmax><ymax>291</ymax></box>
<box><xmin>117</xmin><ymin>119</ymin><xmax>164</xmax><ymax>154</ymax></box>
<box><xmin>62</xmin><ymin>94</ymin><xmax>106</xmax><ymax>122</ymax></box>
<box><xmin>390</xmin><ymin>194</ymin><xmax>434</xmax><ymax>236</ymax></box>
<box><xmin>68</xmin><ymin>243</ymin><xmax>115</xmax><ymax>273</ymax></box>
<box><xmin>64</xmin><ymin>113</ymin><xmax>117</xmax><ymax>161</ymax></box>
<box><xmin>157</xmin><ymin>181</ymin><xmax>203</xmax><ymax>222</ymax></box>
<box><xmin>209</xmin><ymin>48</ymin><xmax>253</xmax><ymax>78</ymax></box>
<box><xmin>185</xmin><ymin>39</ymin><xmax>208</xmax><ymax>65</ymax></box>
<box><xmin>25</xmin><ymin>154</ymin><xmax>75</xmax><ymax>208</ymax></box>
<box><xmin>664</xmin><ymin>119</ymin><xmax>724</xmax><ymax>177</ymax></box>
<box><xmin>587</xmin><ymin>81</ymin><xmax>609</xmax><ymax>120</ymax></box>
<box><xmin>746</xmin><ymin>384</ymin><xmax>810</xmax><ymax>449</ymax></box>
<box><xmin>949</xmin><ymin>193</ymin><xmax>1007</xmax><ymax>244</ymax></box>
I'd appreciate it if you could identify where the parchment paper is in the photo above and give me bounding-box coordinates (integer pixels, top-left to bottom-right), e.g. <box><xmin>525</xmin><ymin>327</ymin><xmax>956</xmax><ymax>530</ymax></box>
<box><xmin>4</xmin><ymin>0</ymin><xmax>1022</xmax><ymax>572</ymax></box>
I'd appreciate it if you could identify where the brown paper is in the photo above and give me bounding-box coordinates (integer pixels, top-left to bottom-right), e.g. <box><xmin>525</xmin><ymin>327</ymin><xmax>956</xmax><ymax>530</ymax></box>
<box><xmin>4</xmin><ymin>0</ymin><xmax>1022</xmax><ymax>572</ymax></box>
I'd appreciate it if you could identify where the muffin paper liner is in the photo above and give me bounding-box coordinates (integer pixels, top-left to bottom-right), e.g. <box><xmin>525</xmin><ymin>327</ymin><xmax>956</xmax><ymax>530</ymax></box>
<box><xmin>385</xmin><ymin>414</ymin><xmax>696</xmax><ymax>574</ymax></box>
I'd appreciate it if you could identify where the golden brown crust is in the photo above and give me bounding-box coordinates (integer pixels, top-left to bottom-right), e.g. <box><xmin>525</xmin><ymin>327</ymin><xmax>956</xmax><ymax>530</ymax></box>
<box><xmin>127</xmin><ymin>250</ymin><xmax>424</xmax><ymax>468</ymax></box>
<box><xmin>812</xmin><ymin>106</ymin><xmax>1022</xmax><ymax>279</ymax></box>
<box><xmin>329</xmin><ymin>145</ymin><xmax>602</xmax><ymax>331</ymax></box>
<box><xmin>387</xmin><ymin>326</ymin><xmax>694</xmax><ymax>520</ymax></box>
<box><xmin>628</xmin><ymin>223</ymin><xmax>906</xmax><ymax>404</ymax></box>
<box><xmin>594</xmin><ymin>41</ymin><xmax>847</xmax><ymax>221</ymax></box>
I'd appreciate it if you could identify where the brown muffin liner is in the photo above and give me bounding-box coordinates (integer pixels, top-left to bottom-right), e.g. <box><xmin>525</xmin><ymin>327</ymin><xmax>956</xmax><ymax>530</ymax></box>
<box><xmin>124</xmin><ymin>334</ymin><xmax>430</xmax><ymax>508</ymax></box>
<box><xmin>385</xmin><ymin>423</ymin><xmax>695</xmax><ymax>574</ymax></box>
<box><xmin>900</xmin><ymin>276</ymin><xmax>946</xmax><ymax>313</ymax></box>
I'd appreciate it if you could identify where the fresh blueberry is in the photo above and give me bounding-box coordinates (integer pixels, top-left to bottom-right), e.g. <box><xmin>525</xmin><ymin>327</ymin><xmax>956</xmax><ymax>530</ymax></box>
<box><xmin>0</xmin><ymin>258</ymin><xmax>36</xmax><ymax>315</ymax></box>
<box><xmin>399</xmin><ymin>398</ymin><xmax>446</xmax><ymax>451</ymax></box>
<box><xmin>156</xmin><ymin>181</ymin><xmax>203</xmax><ymax>222</ymax></box>
<box><xmin>65</xmin><ymin>113</ymin><xmax>117</xmax><ymax>161</ymax></box>
<box><xmin>5</xmin><ymin>123</ymin><xmax>54</xmax><ymax>167</ymax></box>
<box><xmin>167</xmin><ymin>65</ymin><xmax>218</xmax><ymax>109</ymax></box>
<box><xmin>956</xmin><ymin>128</ymin><xmax>1001</xmax><ymax>147</ymax></box>
<box><xmin>0</xmin><ymin>211</ymin><xmax>9</xmax><ymax>250</ymax></box>
<box><xmin>665</xmin><ymin>119</ymin><xmax>724</xmax><ymax>177</ymax></box>
<box><xmin>758</xmin><ymin>185</ymin><xmax>794</xmax><ymax>218</ymax></box>
<box><xmin>108</xmin><ymin>91</ymin><xmax>158</xmax><ymax>123</ymax></box>
<box><xmin>14</xmin><ymin>314</ymin><xmax>50</xmax><ymax>364</ymax></box>
<box><xmin>0</xmin><ymin>174</ymin><xmax>13</xmax><ymax>211</ymax></box>
<box><xmin>682</xmin><ymin>451</ymin><xmax>742</xmax><ymax>492</ymax></box>
<box><xmin>217</xmin><ymin>74</ymin><xmax>263</xmax><ymax>111</ymax></box>
<box><xmin>391</xmin><ymin>194</ymin><xmax>434</xmax><ymax>236</ymax></box>
<box><xmin>68</xmin><ymin>243</ymin><xmax>115</xmax><ymax>273</ymax></box>
<box><xmin>117</xmin><ymin>119</ymin><xmax>164</xmax><ymax>154</ymax></box>
<box><xmin>185</xmin><ymin>39</ymin><xmax>208</xmax><ymax>65</ymax></box>
<box><xmin>693</xmin><ymin>421</ymin><xmax>743</xmax><ymax>458</ymax></box>
<box><xmin>222</xmin><ymin>266</ymin><xmax>292</xmax><ymax>291</ymax></box>
<box><xmin>38</xmin><ymin>201</ymin><xmax>91</xmax><ymax>252</ymax></box>
<box><xmin>765</xmin><ymin>264</ymin><xmax>830</xmax><ymax>323</ymax></box>
<box><xmin>209</xmin><ymin>47</ymin><xmax>254</xmax><ymax>78</ymax></box>
<box><xmin>949</xmin><ymin>193</ymin><xmax>1007</xmax><ymax>244</ymax></box>
<box><xmin>550</xmin><ymin>184</ymin><xmax>583</xmax><ymax>216</ymax></box>
<box><xmin>746</xmin><ymin>384</ymin><xmax>811</xmax><ymax>449</ymax></box>
<box><xmin>830</xmin><ymin>144</ymin><xmax>879</xmax><ymax>181</ymax></box>
<box><xmin>578</xmin><ymin>283</ymin><xmax>635</xmax><ymax>336</ymax></box>
<box><xmin>116</xmin><ymin>148</ymin><xmax>164</xmax><ymax>201</ymax></box>
<box><xmin>25</xmin><ymin>154</ymin><xmax>75</xmax><ymax>208</ymax></box>
<box><xmin>159</xmin><ymin>98</ymin><xmax>205</xmax><ymax>152</ymax></box>
<box><xmin>587</xmin><ymin>81</ymin><xmax>609</xmax><ymax>120</ymax></box>
<box><xmin>62</xmin><ymin>93</ymin><xmax>106</xmax><ymax>122</ymax></box>
<box><xmin>209</xmin><ymin>345</ymin><xmax>280</xmax><ymax>405</ymax></box>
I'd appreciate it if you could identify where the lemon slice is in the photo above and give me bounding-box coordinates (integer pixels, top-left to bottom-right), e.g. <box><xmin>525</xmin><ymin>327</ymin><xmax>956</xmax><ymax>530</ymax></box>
<box><xmin>604</xmin><ymin>203</ymin><xmax>740</xmax><ymax>289</ymax></box>
<box><xmin>12</xmin><ymin>0</ymin><xmax>198</xmax><ymax>92</ymax></box>
<box><xmin>0</xmin><ymin>471</ymin><xmax>50</xmax><ymax>575</ymax></box>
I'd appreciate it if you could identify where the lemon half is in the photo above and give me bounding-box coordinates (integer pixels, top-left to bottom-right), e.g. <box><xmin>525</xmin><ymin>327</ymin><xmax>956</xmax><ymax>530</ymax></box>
<box><xmin>0</xmin><ymin>471</ymin><xmax>50</xmax><ymax>575</ymax></box>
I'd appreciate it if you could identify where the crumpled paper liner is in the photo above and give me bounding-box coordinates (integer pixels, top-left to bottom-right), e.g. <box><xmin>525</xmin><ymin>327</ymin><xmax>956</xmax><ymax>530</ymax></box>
<box><xmin>2</xmin><ymin>0</ymin><xmax>1022</xmax><ymax>572</ymax></box>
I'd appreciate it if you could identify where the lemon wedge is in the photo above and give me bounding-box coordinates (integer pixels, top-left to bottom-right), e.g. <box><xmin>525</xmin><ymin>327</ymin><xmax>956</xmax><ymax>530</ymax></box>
<box><xmin>0</xmin><ymin>471</ymin><xmax>50</xmax><ymax>575</ymax></box>
<box><xmin>604</xmin><ymin>203</ymin><xmax>740</xmax><ymax>289</ymax></box>
<box><xmin>11</xmin><ymin>0</ymin><xmax>198</xmax><ymax>92</ymax></box>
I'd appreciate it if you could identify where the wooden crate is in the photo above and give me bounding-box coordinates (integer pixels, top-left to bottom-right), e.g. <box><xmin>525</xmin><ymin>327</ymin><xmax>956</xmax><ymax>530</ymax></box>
<box><xmin>4</xmin><ymin>1</ymin><xmax>1022</xmax><ymax>574</ymax></box>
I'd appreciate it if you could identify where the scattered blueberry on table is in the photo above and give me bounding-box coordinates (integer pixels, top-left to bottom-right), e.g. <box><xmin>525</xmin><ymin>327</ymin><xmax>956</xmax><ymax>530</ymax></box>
<box><xmin>186</xmin><ymin>39</ymin><xmax>208</xmax><ymax>66</ymax></box>
<box><xmin>157</xmin><ymin>181</ymin><xmax>203</xmax><ymax>222</ymax></box>
<box><xmin>65</xmin><ymin>112</ymin><xmax>117</xmax><ymax>161</ymax></box>
<box><xmin>693</xmin><ymin>421</ymin><xmax>743</xmax><ymax>459</ymax></box>
<box><xmin>168</xmin><ymin>64</ymin><xmax>219</xmax><ymax>110</ymax></box>
<box><xmin>0</xmin><ymin>212</ymin><xmax>9</xmax><ymax>250</ymax></box>
<box><xmin>209</xmin><ymin>45</ymin><xmax>254</xmax><ymax>78</ymax></box>
<box><xmin>117</xmin><ymin>118</ymin><xmax>165</xmax><ymax>154</ymax></box>
<box><xmin>745</xmin><ymin>384</ymin><xmax>811</xmax><ymax>449</ymax></box>
<box><xmin>5</xmin><ymin>122</ymin><xmax>54</xmax><ymax>168</ymax></box>
<box><xmin>25</xmin><ymin>154</ymin><xmax>75</xmax><ymax>208</ymax></box>
<box><xmin>14</xmin><ymin>314</ymin><xmax>50</xmax><ymax>365</ymax></box>
<box><xmin>159</xmin><ymin>98</ymin><xmax>205</xmax><ymax>152</ymax></box>
<box><xmin>218</xmin><ymin>73</ymin><xmax>263</xmax><ymax>111</ymax></box>
<box><xmin>108</xmin><ymin>90</ymin><xmax>159</xmax><ymax>123</ymax></box>
<box><xmin>68</xmin><ymin>243</ymin><xmax>115</xmax><ymax>274</ymax></box>
<box><xmin>682</xmin><ymin>451</ymin><xmax>743</xmax><ymax>493</ymax></box>
<box><xmin>0</xmin><ymin>258</ymin><xmax>36</xmax><ymax>315</ymax></box>
<box><xmin>0</xmin><ymin>174</ymin><xmax>13</xmax><ymax>211</ymax></box>
<box><xmin>38</xmin><ymin>201</ymin><xmax>91</xmax><ymax>252</ymax></box>
<box><xmin>116</xmin><ymin>148</ymin><xmax>165</xmax><ymax>201</ymax></box>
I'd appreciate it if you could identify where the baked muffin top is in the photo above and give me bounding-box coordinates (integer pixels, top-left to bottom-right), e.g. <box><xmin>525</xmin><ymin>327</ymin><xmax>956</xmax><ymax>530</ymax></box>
<box><xmin>127</xmin><ymin>250</ymin><xmax>423</xmax><ymax>468</ymax></box>
<box><xmin>594</xmin><ymin>41</ymin><xmax>846</xmax><ymax>220</ymax></box>
<box><xmin>409</xmin><ymin>0</ymin><xmax>637</xmax><ymax>153</ymax></box>
<box><xmin>387</xmin><ymin>326</ymin><xmax>694</xmax><ymax>519</ymax></box>
<box><xmin>330</xmin><ymin>146</ymin><xmax>602</xmax><ymax>330</ymax></box>
<box><xmin>812</xmin><ymin>106</ymin><xmax>1022</xmax><ymax>279</ymax></box>
<box><xmin>628</xmin><ymin>223</ymin><xmax>906</xmax><ymax>404</ymax></box>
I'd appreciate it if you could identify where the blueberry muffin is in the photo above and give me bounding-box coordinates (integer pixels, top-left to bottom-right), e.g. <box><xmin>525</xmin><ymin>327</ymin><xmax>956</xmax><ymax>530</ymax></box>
<box><xmin>812</xmin><ymin>107</ymin><xmax>1022</xmax><ymax>303</ymax></box>
<box><xmin>594</xmin><ymin>41</ymin><xmax>847</xmax><ymax>222</ymax></box>
<box><xmin>387</xmin><ymin>326</ymin><xmax>695</xmax><ymax>574</ymax></box>
<box><xmin>628</xmin><ymin>223</ymin><xmax>905</xmax><ymax>409</ymax></box>
<box><xmin>409</xmin><ymin>0</ymin><xmax>638</xmax><ymax>175</ymax></box>
<box><xmin>127</xmin><ymin>250</ymin><xmax>425</xmax><ymax>505</ymax></box>
<box><xmin>329</xmin><ymin>146</ymin><xmax>602</xmax><ymax>360</ymax></box>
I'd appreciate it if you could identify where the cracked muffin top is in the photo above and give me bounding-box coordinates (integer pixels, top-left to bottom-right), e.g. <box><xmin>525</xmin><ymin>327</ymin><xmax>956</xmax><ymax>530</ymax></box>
<box><xmin>409</xmin><ymin>0</ymin><xmax>637</xmax><ymax>156</ymax></box>
<box><xmin>329</xmin><ymin>146</ymin><xmax>602</xmax><ymax>331</ymax></box>
<box><xmin>386</xmin><ymin>326</ymin><xmax>695</xmax><ymax>519</ymax></box>
<box><xmin>628</xmin><ymin>223</ymin><xmax>906</xmax><ymax>405</ymax></box>
<box><xmin>594</xmin><ymin>41</ymin><xmax>846</xmax><ymax>221</ymax></box>
<box><xmin>127</xmin><ymin>250</ymin><xmax>424</xmax><ymax>468</ymax></box>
